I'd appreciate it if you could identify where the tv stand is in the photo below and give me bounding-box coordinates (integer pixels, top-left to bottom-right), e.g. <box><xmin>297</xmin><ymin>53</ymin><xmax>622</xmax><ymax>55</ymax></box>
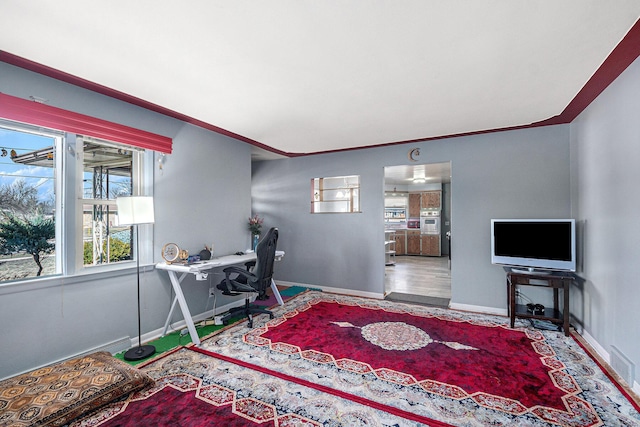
<box><xmin>505</xmin><ymin>267</ymin><xmax>574</xmax><ymax>336</ymax></box>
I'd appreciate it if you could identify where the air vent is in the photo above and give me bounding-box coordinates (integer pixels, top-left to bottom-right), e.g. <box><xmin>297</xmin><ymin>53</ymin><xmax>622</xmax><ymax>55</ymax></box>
<box><xmin>610</xmin><ymin>345</ymin><xmax>635</xmax><ymax>386</ymax></box>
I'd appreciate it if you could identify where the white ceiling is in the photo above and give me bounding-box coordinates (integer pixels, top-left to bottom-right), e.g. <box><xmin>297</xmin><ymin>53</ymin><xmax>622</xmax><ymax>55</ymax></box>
<box><xmin>1</xmin><ymin>1</ymin><xmax>639</xmax><ymax>158</ymax></box>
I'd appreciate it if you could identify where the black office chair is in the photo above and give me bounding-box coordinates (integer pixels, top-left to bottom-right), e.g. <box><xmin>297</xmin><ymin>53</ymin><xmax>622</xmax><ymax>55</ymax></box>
<box><xmin>217</xmin><ymin>227</ymin><xmax>278</xmax><ymax>327</ymax></box>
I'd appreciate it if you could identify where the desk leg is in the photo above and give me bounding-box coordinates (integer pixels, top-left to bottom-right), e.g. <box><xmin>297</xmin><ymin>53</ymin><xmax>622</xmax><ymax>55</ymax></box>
<box><xmin>271</xmin><ymin>279</ymin><xmax>284</xmax><ymax>306</ymax></box>
<box><xmin>162</xmin><ymin>296</ymin><xmax>179</xmax><ymax>336</ymax></box>
<box><xmin>164</xmin><ymin>271</ymin><xmax>201</xmax><ymax>346</ymax></box>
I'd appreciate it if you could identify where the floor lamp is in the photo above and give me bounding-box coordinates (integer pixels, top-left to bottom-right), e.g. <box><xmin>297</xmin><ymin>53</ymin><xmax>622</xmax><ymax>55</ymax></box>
<box><xmin>116</xmin><ymin>196</ymin><xmax>156</xmax><ymax>361</ymax></box>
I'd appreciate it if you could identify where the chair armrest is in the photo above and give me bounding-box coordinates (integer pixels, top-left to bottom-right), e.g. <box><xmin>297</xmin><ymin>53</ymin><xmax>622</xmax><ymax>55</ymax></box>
<box><xmin>223</xmin><ymin>265</ymin><xmax>256</xmax><ymax>280</ymax></box>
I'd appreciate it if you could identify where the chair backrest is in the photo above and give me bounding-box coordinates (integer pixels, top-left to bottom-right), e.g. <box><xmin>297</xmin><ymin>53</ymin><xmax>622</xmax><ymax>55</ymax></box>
<box><xmin>250</xmin><ymin>227</ymin><xmax>279</xmax><ymax>290</ymax></box>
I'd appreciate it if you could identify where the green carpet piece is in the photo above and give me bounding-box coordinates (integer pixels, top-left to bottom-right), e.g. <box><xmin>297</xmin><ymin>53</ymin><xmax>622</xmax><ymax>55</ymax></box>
<box><xmin>280</xmin><ymin>285</ymin><xmax>321</xmax><ymax>296</ymax></box>
<box><xmin>115</xmin><ymin>321</ymin><xmax>227</xmax><ymax>366</ymax></box>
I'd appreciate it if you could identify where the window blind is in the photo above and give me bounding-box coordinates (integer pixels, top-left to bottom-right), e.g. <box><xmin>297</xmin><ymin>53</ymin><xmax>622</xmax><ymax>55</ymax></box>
<box><xmin>0</xmin><ymin>92</ymin><xmax>172</xmax><ymax>153</ymax></box>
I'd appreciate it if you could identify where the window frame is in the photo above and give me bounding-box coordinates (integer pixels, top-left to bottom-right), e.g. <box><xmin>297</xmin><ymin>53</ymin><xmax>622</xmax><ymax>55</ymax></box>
<box><xmin>0</xmin><ymin>119</ymin><xmax>64</xmax><ymax>281</ymax></box>
<box><xmin>72</xmin><ymin>135</ymin><xmax>153</xmax><ymax>274</ymax></box>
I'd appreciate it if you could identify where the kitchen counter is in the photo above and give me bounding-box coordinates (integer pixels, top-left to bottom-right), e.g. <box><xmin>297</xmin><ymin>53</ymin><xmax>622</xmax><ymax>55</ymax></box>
<box><xmin>384</xmin><ymin>228</ymin><xmax>440</xmax><ymax>256</ymax></box>
<box><xmin>385</xmin><ymin>227</ymin><xmax>419</xmax><ymax>231</ymax></box>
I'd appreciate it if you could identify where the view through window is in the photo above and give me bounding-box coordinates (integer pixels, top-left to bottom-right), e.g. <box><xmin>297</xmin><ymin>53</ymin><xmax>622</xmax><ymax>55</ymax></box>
<box><xmin>311</xmin><ymin>175</ymin><xmax>361</xmax><ymax>213</ymax></box>
<box><xmin>79</xmin><ymin>137</ymin><xmax>139</xmax><ymax>267</ymax></box>
<box><xmin>0</xmin><ymin>123</ymin><xmax>59</xmax><ymax>281</ymax></box>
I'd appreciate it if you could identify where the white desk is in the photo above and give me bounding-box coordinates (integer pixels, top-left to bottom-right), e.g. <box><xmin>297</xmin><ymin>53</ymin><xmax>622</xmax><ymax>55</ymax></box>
<box><xmin>156</xmin><ymin>251</ymin><xmax>284</xmax><ymax>346</ymax></box>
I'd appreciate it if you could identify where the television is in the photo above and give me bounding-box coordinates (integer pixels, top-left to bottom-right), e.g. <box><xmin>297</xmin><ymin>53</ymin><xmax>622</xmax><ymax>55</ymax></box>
<box><xmin>491</xmin><ymin>219</ymin><xmax>576</xmax><ymax>273</ymax></box>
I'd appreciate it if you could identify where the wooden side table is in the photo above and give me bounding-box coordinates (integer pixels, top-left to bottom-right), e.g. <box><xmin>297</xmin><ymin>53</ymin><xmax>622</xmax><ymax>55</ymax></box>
<box><xmin>505</xmin><ymin>267</ymin><xmax>574</xmax><ymax>336</ymax></box>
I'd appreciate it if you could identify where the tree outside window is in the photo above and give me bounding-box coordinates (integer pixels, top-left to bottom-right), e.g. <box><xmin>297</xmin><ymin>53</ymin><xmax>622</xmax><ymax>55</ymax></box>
<box><xmin>0</xmin><ymin>124</ymin><xmax>57</xmax><ymax>282</ymax></box>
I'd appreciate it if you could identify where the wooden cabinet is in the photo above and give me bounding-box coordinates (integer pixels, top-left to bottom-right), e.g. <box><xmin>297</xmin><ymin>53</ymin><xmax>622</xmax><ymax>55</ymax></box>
<box><xmin>408</xmin><ymin>193</ymin><xmax>421</xmax><ymax>218</ymax></box>
<box><xmin>407</xmin><ymin>231</ymin><xmax>421</xmax><ymax>255</ymax></box>
<box><xmin>409</xmin><ymin>191</ymin><xmax>441</xmax><ymax>214</ymax></box>
<box><xmin>421</xmin><ymin>235</ymin><xmax>441</xmax><ymax>256</ymax></box>
<box><xmin>394</xmin><ymin>232</ymin><xmax>406</xmax><ymax>255</ymax></box>
<box><xmin>421</xmin><ymin>191</ymin><xmax>441</xmax><ymax>209</ymax></box>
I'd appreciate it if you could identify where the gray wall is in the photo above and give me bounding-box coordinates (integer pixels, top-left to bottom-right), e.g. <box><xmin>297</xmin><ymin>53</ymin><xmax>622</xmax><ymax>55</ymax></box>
<box><xmin>0</xmin><ymin>63</ymin><xmax>252</xmax><ymax>378</ymax></box>
<box><xmin>252</xmin><ymin>124</ymin><xmax>572</xmax><ymax>309</ymax></box>
<box><xmin>570</xmin><ymin>55</ymin><xmax>640</xmax><ymax>387</ymax></box>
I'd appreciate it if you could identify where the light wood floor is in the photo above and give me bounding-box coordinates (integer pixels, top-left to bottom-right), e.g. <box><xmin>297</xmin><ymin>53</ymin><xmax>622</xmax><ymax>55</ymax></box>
<box><xmin>385</xmin><ymin>256</ymin><xmax>451</xmax><ymax>299</ymax></box>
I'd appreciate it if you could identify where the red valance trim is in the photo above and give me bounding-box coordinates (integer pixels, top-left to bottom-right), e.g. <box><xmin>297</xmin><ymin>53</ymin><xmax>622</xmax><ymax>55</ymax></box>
<box><xmin>0</xmin><ymin>92</ymin><xmax>172</xmax><ymax>153</ymax></box>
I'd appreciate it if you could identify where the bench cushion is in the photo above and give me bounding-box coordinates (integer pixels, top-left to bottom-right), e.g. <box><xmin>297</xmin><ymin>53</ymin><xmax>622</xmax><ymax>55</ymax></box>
<box><xmin>0</xmin><ymin>351</ymin><xmax>154</xmax><ymax>427</ymax></box>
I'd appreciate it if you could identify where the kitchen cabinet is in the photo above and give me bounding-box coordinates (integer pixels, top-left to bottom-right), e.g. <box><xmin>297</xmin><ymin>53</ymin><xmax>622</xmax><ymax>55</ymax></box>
<box><xmin>421</xmin><ymin>235</ymin><xmax>441</xmax><ymax>256</ymax></box>
<box><xmin>421</xmin><ymin>191</ymin><xmax>441</xmax><ymax>209</ymax></box>
<box><xmin>394</xmin><ymin>231</ymin><xmax>406</xmax><ymax>255</ymax></box>
<box><xmin>407</xmin><ymin>231</ymin><xmax>421</xmax><ymax>255</ymax></box>
<box><xmin>408</xmin><ymin>193</ymin><xmax>421</xmax><ymax>217</ymax></box>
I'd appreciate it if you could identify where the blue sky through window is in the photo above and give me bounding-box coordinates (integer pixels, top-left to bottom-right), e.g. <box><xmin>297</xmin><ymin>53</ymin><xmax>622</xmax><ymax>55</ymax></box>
<box><xmin>0</xmin><ymin>127</ymin><xmax>55</xmax><ymax>203</ymax></box>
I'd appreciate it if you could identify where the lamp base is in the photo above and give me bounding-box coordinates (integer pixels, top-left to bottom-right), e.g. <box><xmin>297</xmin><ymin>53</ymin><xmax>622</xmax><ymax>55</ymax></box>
<box><xmin>123</xmin><ymin>345</ymin><xmax>156</xmax><ymax>361</ymax></box>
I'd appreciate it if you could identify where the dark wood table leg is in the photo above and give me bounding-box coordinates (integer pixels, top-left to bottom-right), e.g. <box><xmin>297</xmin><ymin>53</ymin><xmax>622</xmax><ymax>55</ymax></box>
<box><xmin>563</xmin><ymin>281</ymin><xmax>570</xmax><ymax>336</ymax></box>
<box><xmin>509</xmin><ymin>277</ymin><xmax>516</xmax><ymax>328</ymax></box>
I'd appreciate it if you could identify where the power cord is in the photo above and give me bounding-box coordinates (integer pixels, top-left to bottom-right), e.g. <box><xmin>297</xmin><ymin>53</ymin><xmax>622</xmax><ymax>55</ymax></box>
<box><xmin>197</xmin><ymin>273</ymin><xmax>219</xmax><ymax>328</ymax></box>
<box><xmin>515</xmin><ymin>289</ymin><xmax>533</xmax><ymax>305</ymax></box>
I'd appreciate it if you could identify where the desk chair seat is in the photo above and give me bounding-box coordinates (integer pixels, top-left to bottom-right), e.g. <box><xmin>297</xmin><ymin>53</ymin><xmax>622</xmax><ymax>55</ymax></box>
<box><xmin>216</xmin><ymin>227</ymin><xmax>278</xmax><ymax>327</ymax></box>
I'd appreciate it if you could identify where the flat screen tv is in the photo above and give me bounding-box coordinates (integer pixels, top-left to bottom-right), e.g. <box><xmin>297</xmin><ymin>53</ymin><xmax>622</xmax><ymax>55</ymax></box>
<box><xmin>491</xmin><ymin>219</ymin><xmax>576</xmax><ymax>272</ymax></box>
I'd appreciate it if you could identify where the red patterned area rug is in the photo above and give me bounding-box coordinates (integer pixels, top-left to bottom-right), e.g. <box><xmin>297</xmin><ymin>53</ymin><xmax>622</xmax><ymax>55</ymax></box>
<box><xmin>199</xmin><ymin>291</ymin><xmax>640</xmax><ymax>427</ymax></box>
<box><xmin>68</xmin><ymin>347</ymin><xmax>434</xmax><ymax>426</ymax></box>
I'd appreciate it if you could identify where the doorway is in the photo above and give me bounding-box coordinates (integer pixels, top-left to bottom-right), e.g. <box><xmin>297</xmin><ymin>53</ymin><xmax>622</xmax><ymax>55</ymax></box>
<box><xmin>383</xmin><ymin>162</ymin><xmax>452</xmax><ymax>305</ymax></box>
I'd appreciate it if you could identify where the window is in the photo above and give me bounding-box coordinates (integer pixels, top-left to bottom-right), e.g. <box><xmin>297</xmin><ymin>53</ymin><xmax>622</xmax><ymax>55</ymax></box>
<box><xmin>0</xmin><ymin>121</ymin><xmax>62</xmax><ymax>282</ymax></box>
<box><xmin>311</xmin><ymin>175</ymin><xmax>361</xmax><ymax>213</ymax></box>
<box><xmin>78</xmin><ymin>136</ymin><xmax>144</xmax><ymax>267</ymax></box>
<box><xmin>0</xmin><ymin>120</ymin><xmax>151</xmax><ymax>284</ymax></box>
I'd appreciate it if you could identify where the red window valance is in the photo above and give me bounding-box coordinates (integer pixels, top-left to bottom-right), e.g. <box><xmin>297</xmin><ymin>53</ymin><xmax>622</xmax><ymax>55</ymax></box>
<box><xmin>0</xmin><ymin>92</ymin><xmax>172</xmax><ymax>153</ymax></box>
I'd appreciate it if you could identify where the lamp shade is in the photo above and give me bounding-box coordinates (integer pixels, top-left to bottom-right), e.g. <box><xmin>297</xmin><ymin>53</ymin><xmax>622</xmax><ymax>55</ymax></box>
<box><xmin>116</xmin><ymin>196</ymin><xmax>155</xmax><ymax>225</ymax></box>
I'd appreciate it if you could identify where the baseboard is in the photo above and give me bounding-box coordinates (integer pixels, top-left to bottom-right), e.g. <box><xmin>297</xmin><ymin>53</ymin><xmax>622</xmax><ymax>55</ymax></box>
<box><xmin>580</xmin><ymin>329</ymin><xmax>610</xmax><ymax>364</ymax></box>
<box><xmin>80</xmin><ymin>336</ymin><xmax>132</xmax><ymax>357</ymax></box>
<box><xmin>449</xmin><ymin>302</ymin><xmax>508</xmax><ymax>316</ymax></box>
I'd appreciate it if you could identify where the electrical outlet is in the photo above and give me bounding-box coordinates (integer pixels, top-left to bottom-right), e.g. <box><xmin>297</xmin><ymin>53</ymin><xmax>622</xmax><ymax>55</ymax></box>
<box><xmin>209</xmin><ymin>288</ymin><xmax>216</xmax><ymax>297</ymax></box>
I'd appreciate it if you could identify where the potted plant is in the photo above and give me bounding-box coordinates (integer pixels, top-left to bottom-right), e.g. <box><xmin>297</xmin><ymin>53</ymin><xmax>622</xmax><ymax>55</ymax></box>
<box><xmin>248</xmin><ymin>214</ymin><xmax>263</xmax><ymax>250</ymax></box>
